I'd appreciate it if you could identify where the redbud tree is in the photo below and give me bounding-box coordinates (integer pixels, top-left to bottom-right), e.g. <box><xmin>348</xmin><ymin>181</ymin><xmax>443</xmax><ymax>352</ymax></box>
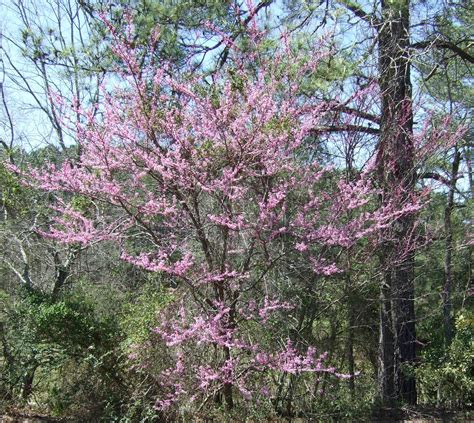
<box><xmin>16</xmin><ymin>15</ymin><xmax>453</xmax><ymax>413</ymax></box>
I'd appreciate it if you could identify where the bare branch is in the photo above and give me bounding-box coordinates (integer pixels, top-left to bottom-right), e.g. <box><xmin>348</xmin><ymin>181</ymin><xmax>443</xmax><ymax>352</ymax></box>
<box><xmin>311</xmin><ymin>124</ymin><xmax>379</xmax><ymax>135</ymax></box>
<box><xmin>336</xmin><ymin>0</ymin><xmax>379</xmax><ymax>27</ymax></box>
<box><xmin>411</xmin><ymin>40</ymin><xmax>474</xmax><ymax>64</ymax></box>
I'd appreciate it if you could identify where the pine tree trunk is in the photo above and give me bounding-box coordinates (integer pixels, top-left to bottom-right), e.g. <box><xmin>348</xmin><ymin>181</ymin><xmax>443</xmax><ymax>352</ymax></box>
<box><xmin>376</xmin><ymin>0</ymin><xmax>417</xmax><ymax>405</ymax></box>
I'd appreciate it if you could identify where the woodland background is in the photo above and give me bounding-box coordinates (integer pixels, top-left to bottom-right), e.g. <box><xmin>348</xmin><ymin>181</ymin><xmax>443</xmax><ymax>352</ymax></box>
<box><xmin>0</xmin><ymin>0</ymin><xmax>472</xmax><ymax>421</ymax></box>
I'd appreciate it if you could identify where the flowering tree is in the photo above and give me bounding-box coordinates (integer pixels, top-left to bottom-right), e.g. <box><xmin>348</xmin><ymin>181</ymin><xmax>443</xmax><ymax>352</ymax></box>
<box><xmin>13</xmin><ymin>14</ymin><xmax>446</xmax><ymax>413</ymax></box>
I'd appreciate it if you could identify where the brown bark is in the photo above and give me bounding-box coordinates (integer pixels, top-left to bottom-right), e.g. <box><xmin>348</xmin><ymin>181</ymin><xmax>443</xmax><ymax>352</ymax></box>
<box><xmin>376</xmin><ymin>0</ymin><xmax>417</xmax><ymax>405</ymax></box>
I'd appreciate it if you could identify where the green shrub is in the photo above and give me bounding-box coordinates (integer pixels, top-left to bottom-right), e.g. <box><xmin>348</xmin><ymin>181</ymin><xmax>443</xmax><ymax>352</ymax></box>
<box><xmin>417</xmin><ymin>310</ymin><xmax>474</xmax><ymax>409</ymax></box>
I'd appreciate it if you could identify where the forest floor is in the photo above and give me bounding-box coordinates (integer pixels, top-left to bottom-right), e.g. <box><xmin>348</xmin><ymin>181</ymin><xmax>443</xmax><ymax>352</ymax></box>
<box><xmin>371</xmin><ymin>406</ymin><xmax>472</xmax><ymax>422</ymax></box>
<box><xmin>0</xmin><ymin>406</ymin><xmax>472</xmax><ymax>422</ymax></box>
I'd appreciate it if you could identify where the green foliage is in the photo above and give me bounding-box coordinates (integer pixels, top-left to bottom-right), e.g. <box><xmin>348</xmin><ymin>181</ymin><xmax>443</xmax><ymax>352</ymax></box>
<box><xmin>70</xmin><ymin>195</ymin><xmax>95</xmax><ymax>215</ymax></box>
<box><xmin>120</xmin><ymin>282</ymin><xmax>174</xmax><ymax>348</ymax></box>
<box><xmin>87</xmin><ymin>0</ymin><xmax>239</xmax><ymax>70</ymax></box>
<box><xmin>417</xmin><ymin>310</ymin><xmax>474</xmax><ymax>408</ymax></box>
<box><xmin>23</xmin><ymin>290</ymin><xmax>117</xmax><ymax>351</ymax></box>
<box><xmin>2</xmin><ymin>277</ymin><xmax>177</xmax><ymax>419</ymax></box>
<box><xmin>114</xmin><ymin>283</ymin><xmax>175</xmax><ymax>422</ymax></box>
<box><xmin>0</xmin><ymin>162</ymin><xmax>31</xmax><ymax>217</ymax></box>
<box><xmin>0</xmin><ymin>285</ymin><xmax>124</xmax><ymax>417</ymax></box>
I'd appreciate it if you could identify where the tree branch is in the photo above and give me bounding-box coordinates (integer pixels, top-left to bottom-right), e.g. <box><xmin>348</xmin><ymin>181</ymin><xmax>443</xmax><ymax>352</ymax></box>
<box><xmin>411</xmin><ymin>40</ymin><xmax>474</xmax><ymax>64</ymax></box>
<box><xmin>217</xmin><ymin>0</ymin><xmax>273</xmax><ymax>68</ymax></box>
<box><xmin>336</xmin><ymin>0</ymin><xmax>379</xmax><ymax>27</ymax></box>
<box><xmin>418</xmin><ymin>172</ymin><xmax>466</xmax><ymax>197</ymax></box>
<box><xmin>418</xmin><ymin>172</ymin><xmax>450</xmax><ymax>185</ymax></box>
<box><xmin>330</xmin><ymin>103</ymin><xmax>381</xmax><ymax>124</ymax></box>
<box><xmin>311</xmin><ymin>124</ymin><xmax>379</xmax><ymax>135</ymax></box>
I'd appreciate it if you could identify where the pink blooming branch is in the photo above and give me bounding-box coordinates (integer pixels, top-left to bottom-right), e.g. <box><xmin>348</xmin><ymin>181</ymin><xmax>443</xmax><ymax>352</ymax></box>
<box><xmin>36</xmin><ymin>203</ymin><xmax>127</xmax><ymax>247</ymax></box>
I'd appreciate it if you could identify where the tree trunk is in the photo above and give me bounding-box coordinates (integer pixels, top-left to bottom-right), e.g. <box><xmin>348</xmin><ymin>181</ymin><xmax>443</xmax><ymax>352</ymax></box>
<box><xmin>223</xmin><ymin>344</ymin><xmax>234</xmax><ymax>410</ymax></box>
<box><xmin>378</xmin><ymin>270</ymin><xmax>396</xmax><ymax>403</ymax></box>
<box><xmin>393</xmin><ymin>247</ymin><xmax>416</xmax><ymax>404</ymax></box>
<box><xmin>466</xmin><ymin>145</ymin><xmax>473</xmax><ymax>199</ymax></box>
<box><xmin>376</xmin><ymin>0</ymin><xmax>417</xmax><ymax>405</ymax></box>
<box><xmin>443</xmin><ymin>147</ymin><xmax>461</xmax><ymax>346</ymax></box>
<box><xmin>0</xmin><ymin>322</ymin><xmax>14</xmax><ymax>401</ymax></box>
<box><xmin>21</xmin><ymin>364</ymin><xmax>38</xmax><ymax>401</ymax></box>
<box><xmin>346</xmin><ymin>275</ymin><xmax>356</xmax><ymax>397</ymax></box>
